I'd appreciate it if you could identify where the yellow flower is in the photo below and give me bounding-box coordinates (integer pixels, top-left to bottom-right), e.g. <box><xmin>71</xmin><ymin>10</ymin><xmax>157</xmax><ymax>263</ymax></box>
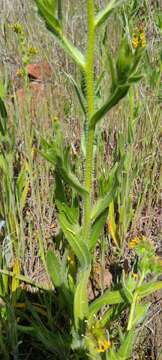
<box><xmin>129</xmin><ymin>237</ymin><xmax>140</xmax><ymax>249</ymax></box>
<box><xmin>96</xmin><ymin>339</ymin><xmax>111</xmax><ymax>353</ymax></box>
<box><xmin>132</xmin><ymin>28</ymin><xmax>146</xmax><ymax>49</ymax></box>
<box><xmin>28</xmin><ymin>47</ymin><xmax>39</xmax><ymax>56</ymax></box>
<box><xmin>139</xmin><ymin>30</ymin><xmax>146</xmax><ymax>48</ymax></box>
<box><xmin>132</xmin><ymin>34</ymin><xmax>139</xmax><ymax>49</ymax></box>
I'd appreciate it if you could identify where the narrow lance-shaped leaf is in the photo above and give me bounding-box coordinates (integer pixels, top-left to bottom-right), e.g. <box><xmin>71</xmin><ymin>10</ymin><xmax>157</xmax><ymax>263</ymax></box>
<box><xmin>57</xmin><ymin>155</ymin><xmax>88</xmax><ymax>196</ymax></box>
<box><xmin>64</xmin><ymin>72</ymin><xmax>87</xmax><ymax>116</ymax></box>
<box><xmin>116</xmin><ymin>38</ymin><xmax>134</xmax><ymax>83</ymax></box>
<box><xmin>55</xmin><ymin>171</ymin><xmax>67</xmax><ymax>204</ymax></box>
<box><xmin>90</xmin><ymin>84</ymin><xmax>129</xmax><ymax>128</ymax></box>
<box><xmin>132</xmin><ymin>303</ymin><xmax>150</xmax><ymax>327</ymax></box>
<box><xmin>137</xmin><ymin>281</ymin><xmax>162</xmax><ymax>299</ymax></box>
<box><xmin>58</xmin><ymin>212</ymin><xmax>91</xmax><ymax>269</ymax></box>
<box><xmin>46</xmin><ymin>250</ymin><xmax>63</xmax><ymax>287</ymax></box>
<box><xmin>109</xmin><ymin>348</ymin><xmax>118</xmax><ymax>360</ymax></box>
<box><xmin>91</xmin><ymin>181</ymin><xmax>116</xmax><ymax>222</ymax></box>
<box><xmin>74</xmin><ymin>268</ymin><xmax>90</xmax><ymax>328</ymax></box>
<box><xmin>88</xmin><ymin>209</ymin><xmax>108</xmax><ymax>251</ymax></box>
<box><xmin>0</xmin><ymin>97</ymin><xmax>7</xmax><ymax>119</ymax></box>
<box><xmin>117</xmin><ymin>329</ymin><xmax>136</xmax><ymax>360</ymax></box>
<box><xmin>107</xmin><ymin>50</ymin><xmax>117</xmax><ymax>92</ymax></box>
<box><xmin>88</xmin><ymin>290</ymin><xmax>124</xmax><ymax>321</ymax></box>
<box><xmin>108</xmin><ymin>200</ymin><xmax>120</xmax><ymax>249</ymax></box>
<box><xmin>34</xmin><ymin>0</ymin><xmax>62</xmax><ymax>37</ymax></box>
<box><xmin>34</xmin><ymin>0</ymin><xmax>85</xmax><ymax>70</ymax></box>
<box><xmin>0</xmin><ymin>97</ymin><xmax>7</xmax><ymax>135</ymax></box>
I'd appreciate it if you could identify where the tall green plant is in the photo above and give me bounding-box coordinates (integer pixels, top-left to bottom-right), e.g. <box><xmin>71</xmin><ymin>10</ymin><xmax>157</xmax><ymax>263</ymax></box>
<box><xmin>32</xmin><ymin>0</ymin><xmax>162</xmax><ymax>358</ymax></box>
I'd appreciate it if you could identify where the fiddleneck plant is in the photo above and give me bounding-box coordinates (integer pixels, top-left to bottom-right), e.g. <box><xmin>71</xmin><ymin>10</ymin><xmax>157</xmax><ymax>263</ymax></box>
<box><xmin>33</xmin><ymin>0</ymin><xmax>162</xmax><ymax>358</ymax></box>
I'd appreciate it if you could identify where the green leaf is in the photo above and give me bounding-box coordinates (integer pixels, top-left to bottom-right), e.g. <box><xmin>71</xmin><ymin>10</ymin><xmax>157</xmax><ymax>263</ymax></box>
<box><xmin>108</xmin><ymin>200</ymin><xmax>120</xmax><ymax>248</ymax></box>
<box><xmin>107</xmin><ymin>50</ymin><xmax>117</xmax><ymax>92</ymax></box>
<box><xmin>58</xmin><ymin>212</ymin><xmax>91</xmax><ymax>269</ymax></box>
<box><xmin>109</xmin><ymin>348</ymin><xmax>118</xmax><ymax>360</ymax></box>
<box><xmin>137</xmin><ymin>281</ymin><xmax>162</xmax><ymax>299</ymax></box>
<box><xmin>64</xmin><ymin>72</ymin><xmax>87</xmax><ymax>116</ymax></box>
<box><xmin>56</xmin><ymin>151</ymin><xmax>88</xmax><ymax>196</ymax></box>
<box><xmin>34</xmin><ymin>0</ymin><xmax>62</xmax><ymax>37</ymax></box>
<box><xmin>56</xmin><ymin>201</ymin><xmax>78</xmax><ymax>225</ymax></box>
<box><xmin>55</xmin><ymin>171</ymin><xmax>67</xmax><ymax>204</ymax></box>
<box><xmin>91</xmin><ymin>183</ymin><xmax>116</xmax><ymax>222</ymax></box>
<box><xmin>122</xmin><ymin>284</ymin><xmax>133</xmax><ymax>304</ymax></box>
<box><xmin>95</xmin><ymin>0</ymin><xmax>126</xmax><ymax>28</ymax></box>
<box><xmin>116</xmin><ymin>38</ymin><xmax>133</xmax><ymax>83</ymax></box>
<box><xmin>0</xmin><ymin>97</ymin><xmax>7</xmax><ymax>135</ymax></box>
<box><xmin>132</xmin><ymin>303</ymin><xmax>150</xmax><ymax>327</ymax></box>
<box><xmin>129</xmin><ymin>73</ymin><xmax>143</xmax><ymax>83</ymax></box>
<box><xmin>44</xmin><ymin>0</ymin><xmax>57</xmax><ymax>14</ymax></box>
<box><xmin>88</xmin><ymin>209</ymin><xmax>107</xmax><ymax>251</ymax></box>
<box><xmin>41</xmin><ymin>142</ymin><xmax>88</xmax><ymax>196</ymax></box>
<box><xmin>0</xmin><ymin>97</ymin><xmax>7</xmax><ymax>119</ymax></box>
<box><xmin>90</xmin><ymin>84</ymin><xmax>129</xmax><ymax>128</ymax></box>
<box><xmin>117</xmin><ymin>330</ymin><xmax>135</xmax><ymax>359</ymax></box>
<box><xmin>88</xmin><ymin>290</ymin><xmax>124</xmax><ymax>320</ymax></box>
<box><xmin>74</xmin><ymin>268</ymin><xmax>90</xmax><ymax>328</ymax></box>
<box><xmin>34</xmin><ymin>0</ymin><xmax>85</xmax><ymax>70</ymax></box>
<box><xmin>46</xmin><ymin>250</ymin><xmax>62</xmax><ymax>287</ymax></box>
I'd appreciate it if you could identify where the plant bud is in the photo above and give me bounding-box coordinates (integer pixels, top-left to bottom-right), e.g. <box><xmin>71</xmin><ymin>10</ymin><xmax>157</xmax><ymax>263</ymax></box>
<box><xmin>116</xmin><ymin>38</ymin><xmax>133</xmax><ymax>83</ymax></box>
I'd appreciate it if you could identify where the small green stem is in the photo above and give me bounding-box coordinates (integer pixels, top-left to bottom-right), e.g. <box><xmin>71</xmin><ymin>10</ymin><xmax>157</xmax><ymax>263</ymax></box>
<box><xmin>127</xmin><ymin>272</ymin><xmax>145</xmax><ymax>330</ymax></box>
<box><xmin>83</xmin><ymin>0</ymin><xmax>95</xmax><ymax>241</ymax></box>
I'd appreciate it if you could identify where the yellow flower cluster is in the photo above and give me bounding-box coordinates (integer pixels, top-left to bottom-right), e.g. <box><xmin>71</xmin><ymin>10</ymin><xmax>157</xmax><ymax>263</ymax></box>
<box><xmin>28</xmin><ymin>47</ymin><xmax>39</xmax><ymax>56</ymax></box>
<box><xmin>96</xmin><ymin>339</ymin><xmax>111</xmax><ymax>353</ymax></box>
<box><xmin>129</xmin><ymin>237</ymin><xmax>140</xmax><ymax>249</ymax></box>
<box><xmin>12</xmin><ymin>22</ymin><xmax>24</xmax><ymax>35</ymax></box>
<box><xmin>132</xmin><ymin>29</ymin><xmax>146</xmax><ymax>49</ymax></box>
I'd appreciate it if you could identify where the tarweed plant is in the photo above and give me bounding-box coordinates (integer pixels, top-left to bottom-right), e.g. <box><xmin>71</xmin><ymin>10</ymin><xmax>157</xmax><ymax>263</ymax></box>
<box><xmin>0</xmin><ymin>0</ymin><xmax>161</xmax><ymax>359</ymax></box>
<box><xmin>30</xmin><ymin>0</ymin><xmax>162</xmax><ymax>358</ymax></box>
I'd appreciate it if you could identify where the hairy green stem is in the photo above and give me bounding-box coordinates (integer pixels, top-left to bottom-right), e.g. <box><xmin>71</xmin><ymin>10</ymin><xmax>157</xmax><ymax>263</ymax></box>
<box><xmin>83</xmin><ymin>0</ymin><xmax>95</xmax><ymax>241</ymax></box>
